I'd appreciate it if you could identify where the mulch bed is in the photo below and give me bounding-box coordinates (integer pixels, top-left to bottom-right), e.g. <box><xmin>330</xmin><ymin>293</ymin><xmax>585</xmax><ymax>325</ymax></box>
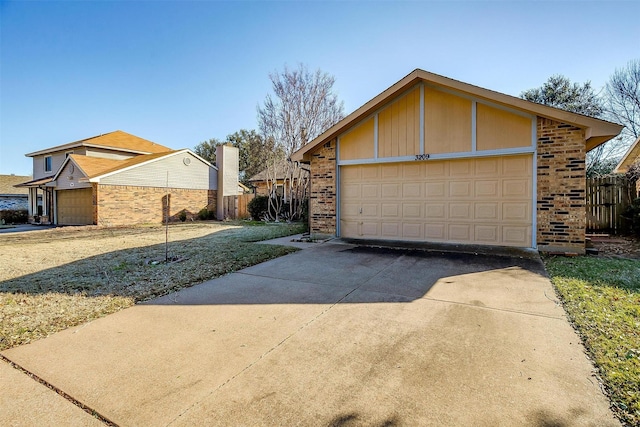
<box><xmin>587</xmin><ymin>234</ymin><xmax>640</xmax><ymax>260</ymax></box>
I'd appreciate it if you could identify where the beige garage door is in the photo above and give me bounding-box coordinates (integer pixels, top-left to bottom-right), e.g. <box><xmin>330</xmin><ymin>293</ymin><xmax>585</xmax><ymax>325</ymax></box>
<box><xmin>340</xmin><ymin>155</ymin><xmax>533</xmax><ymax>247</ymax></box>
<box><xmin>57</xmin><ymin>188</ymin><xmax>93</xmax><ymax>225</ymax></box>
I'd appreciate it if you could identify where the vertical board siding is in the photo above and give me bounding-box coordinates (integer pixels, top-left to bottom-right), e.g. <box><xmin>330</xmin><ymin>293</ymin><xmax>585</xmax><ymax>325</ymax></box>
<box><xmin>377</xmin><ymin>86</ymin><xmax>420</xmax><ymax>158</ymax></box>
<box><xmin>339</xmin><ymin>117</ymin><xmax>375</xmax><ymax>160</ymax></box>
<box><xmin>586</xmin><ymin>176</ymin><xmax>631</xmax><ymax>233</ymax></box>
<box><xmin>424</xmin><ymin>87</ymin><xmax>472</xmax><ymax>154</ymax></box>
<box><xmin>476</xmin><ymin>104</ymin><xmax>531</xmax><ymax>151</ymax></box>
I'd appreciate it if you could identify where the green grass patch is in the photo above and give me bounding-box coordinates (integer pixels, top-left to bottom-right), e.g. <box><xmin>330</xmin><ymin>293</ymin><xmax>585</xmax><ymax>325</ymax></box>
<box><xmin>544</xmin><ymin>256</ymin><xmax>640</xmax><ymax>425</ymax></box>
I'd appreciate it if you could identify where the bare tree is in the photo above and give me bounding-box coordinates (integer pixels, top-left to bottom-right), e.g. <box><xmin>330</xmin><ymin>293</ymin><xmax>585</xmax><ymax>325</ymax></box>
<box><xmin>258</xmin><ymin>64</ymin><xmax>344</xmax><ymax>221</ymax></box>
<box><xmin>604</xmin><ymin>59</ymin><xmax>640</xmax><ymax>146</ymax></box>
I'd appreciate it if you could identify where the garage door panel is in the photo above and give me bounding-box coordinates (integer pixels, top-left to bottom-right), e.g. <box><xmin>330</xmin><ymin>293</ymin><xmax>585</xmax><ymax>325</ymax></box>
<box><xmin>402</xmin><ymin>204</ymin><xmax>421</xmax><ymax>218</ymax></box>
<box><xmin>475</xmin><ymin>225</ymin><xmax>499</xmax><ymax>243</ymax></box>
<box><xmin>381</xmin><ymin>204</ymin><xmax>399</xmax><ymax>217</ymax></box>
<box><xmin>381</xmin><ymin>164</ymin><xmax>400</xmax><ymax>179</ymax></box>
<box><xmin>449</xmin><ymin>224</ymin><xmax>471</xmax><ymax>241</ymax></box>
<box><xmin>503</xmin><ymin>179</ymin><xmax>530</xmax><ymax>197</ymax></box>
<box><xmin>475</xmin><ymin>180</ymin><xmax>499</xmax><ymax>197</ymax></box>
<box><xmin>426</xmin><ymin>182</ymin><xmax>446</xmax><ymax>198</ymax></box>
<box><xmin>362</xmin><ymin>184</ymin><xmax>379</xmax><ymax>198</ymax></box>
<box><xmin>403</xmin><ymin>163</ymin><xmax>422</xmax><ymax>178</ymax></box>
<box><xmin>342</xmin><ymin>183</ymin><xmax>362</xmax><ymax>198</ymax></box>
<box><xmin>449</xmin><ymin>160</ymin><xmax>472</xmax><ymax>177</ymax></box>
<box><xmin>449</xmin><ymin>181</ymin><xmax>472</xmax><ymax>198</ymax></box>
<box><xmin>425</xmin><ymin>224</ymin><xmax>446</xmax><ymax>239</ymax></box>
<box><xmin>475</xmin><ymin>158</ymin><xmax>499</xmax><ymax>175</ymax></box>
<box><xmin>340</xmin><ymin>155</ymin><xmax>532</xmax><ymax>247</ymax></box>
<box><xmin>402</xmin><ymin>223</ymin><xmax>422</xmax><ymax>238</ymax></box>
<box><xmin>426</xmin><ymin>162</ymin><xmax>446</xmax><ymax>177</ymax></box>
<box><xmin>503</xmin><ymin>202</ymin><xmax>531</xmax><ymax>221</ymax></box>
<box><xmin>381</xmin><ymin>223</ymin><xmax>400</xmax><ymax>237</ymax></box>
<box><xmin>341</xmin><ymin>203</ymin><xmax>361</xmax><ymax>217</ymax></box>
<box><xmin>402</xmin><ymin>182</ymin><xmax>421</xmax><ymax>198</ymax></box>
<box><xmin>361</xmin><ymin>222</ymin><xmax>379</xmax><ymax>236</ymax></box>
<box><xmin>475</xmin><ymin>203</ymin><xmax>499</xmax><ymax>220</ymax></box>
<box><xmin>361</xmin><ymin>166</ymin><xmax>379</xmax><ymax>179</ymax></box>
<box><xmin>425</xmin><ymin>203</ymin><xmax>446</xmax><ymax>219</ymax></box>
<box><xmin>362</xmin><ymin>204</ymin><xmax>379</xmax><ymax>217</ymax></box>
<box><xmin>381</xmin><ymin>183</ymin><xmax>401</xmax><ymax>199</ymax></box>
<box><xmin>449</xmin><ymin>203</ymin><xmax>471</xmax><ymax>219</ymax></box>
<box><xmin>503</xmin><ymin>226</ymin><xmax>530</xmax><ymax>246</ymax></box>
<box><xmin>503</xmin><ymin>156</ymin><xmax>531</xmax><ymax>176</ymax></box>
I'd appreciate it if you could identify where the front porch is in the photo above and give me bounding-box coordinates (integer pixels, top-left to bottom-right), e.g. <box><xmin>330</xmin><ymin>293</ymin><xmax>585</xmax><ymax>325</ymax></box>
<box><xmin>15</xmin><ymin>176</ymin><xmax>55</xmax><ymax>224</ymax></box>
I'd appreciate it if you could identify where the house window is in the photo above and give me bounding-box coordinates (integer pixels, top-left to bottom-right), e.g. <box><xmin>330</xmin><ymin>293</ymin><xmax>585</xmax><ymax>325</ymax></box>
<box><xmin>44</xmin><ymin>156</ymin><xmax>52</xmax><ymax>172</ymax></box>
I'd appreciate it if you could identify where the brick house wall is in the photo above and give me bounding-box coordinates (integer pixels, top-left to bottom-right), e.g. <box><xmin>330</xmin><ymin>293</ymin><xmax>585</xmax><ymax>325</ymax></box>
<box><xmin>536</xmin><ymin>118</ymin><xmax>587</xmax><ymax>253</ymax></box>
<box><xmin>95</xmin><ymin>184</ymin><xmax>216</xmax><ymax>226</ymax></box>
<box><xmin>309</xmin><ymin>139</ymin><xmax>337</xmax><ymax>236</ymax></box>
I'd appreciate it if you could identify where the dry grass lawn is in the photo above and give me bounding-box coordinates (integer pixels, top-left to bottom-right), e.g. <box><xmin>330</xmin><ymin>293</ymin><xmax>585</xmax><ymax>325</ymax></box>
<box><xmin>0</xmin><ymin>221</ymin><xmax>304</xmax><ymax>351</ymax></box>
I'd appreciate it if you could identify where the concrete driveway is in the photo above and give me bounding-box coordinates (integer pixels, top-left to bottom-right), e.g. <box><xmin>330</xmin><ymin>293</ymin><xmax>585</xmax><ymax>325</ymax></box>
<box><xmin>1</xmin><ymin>240</ymin><xmax>618</xmax><ymax>426</ymax></box>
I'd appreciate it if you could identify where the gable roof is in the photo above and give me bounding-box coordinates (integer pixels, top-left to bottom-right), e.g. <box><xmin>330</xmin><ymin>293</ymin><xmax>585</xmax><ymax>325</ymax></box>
<box><xmin>0</xmin><ymin>175</ymin><xmax>31</xmax><ymax>195</ymax></box>
<box><xmin>614</xmin><ymin>136</ymin><xmax>640</xmax><ymax>174</ymax></box>
<box><xmin>292</xmin><ymin>69</ymin><xmax>623</xmax><ymax>162</ymax></box>
<box><xmin>25</xmin><ymin>130</ymin><xmax>172</xmax><ymax>157</ymax></box>
<box><xmin>52</xmin><ymin>149</ymin><xmax>217</xmax><ymax>184</ymax></box>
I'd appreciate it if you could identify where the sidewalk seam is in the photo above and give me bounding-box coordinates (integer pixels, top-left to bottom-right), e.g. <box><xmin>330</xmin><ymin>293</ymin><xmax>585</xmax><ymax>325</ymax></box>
<box><xmin>0</xmin><ymin>354</ymin><xmax>118</xmax><ymax>426</ymax></box>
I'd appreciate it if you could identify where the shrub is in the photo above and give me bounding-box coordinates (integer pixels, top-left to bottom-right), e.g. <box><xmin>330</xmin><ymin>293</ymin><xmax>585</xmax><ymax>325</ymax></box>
<box><xmin>197</xmin><ymin>208</ymin><xmax>216</xmax><ymax>220</ymax></box>
<box><xmin>248</xmin><ymin>195</ymin><xmax>269</xmax><ymax>220</ymax></box>
<box><xmin>622</xmin><ymin>197</ymin><xmax>640</xmax><ymax>237</ymax></box>
<box><xmin>0</xmin><ymin>209</ymin><xmax>28</xmax><ymax>224</ymax></box>
<box><xmin>178</xmin><ymin>210</ymin><xmax>187</xmax><ymax>222</ymax></box>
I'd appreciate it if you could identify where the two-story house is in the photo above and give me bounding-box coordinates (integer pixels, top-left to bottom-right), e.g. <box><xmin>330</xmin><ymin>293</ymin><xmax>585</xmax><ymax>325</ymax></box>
<box><xmin>16</xmin><ymin>130</ymin><xmax>239</xmax><ymax>226</ymax></box>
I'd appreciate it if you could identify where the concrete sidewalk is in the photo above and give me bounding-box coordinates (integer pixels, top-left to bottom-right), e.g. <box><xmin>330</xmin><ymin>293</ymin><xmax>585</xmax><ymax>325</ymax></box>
<box><xmin>1</xmin><ymin>241</ymin><xmax>619</xmax><ymax>426</ymax></box>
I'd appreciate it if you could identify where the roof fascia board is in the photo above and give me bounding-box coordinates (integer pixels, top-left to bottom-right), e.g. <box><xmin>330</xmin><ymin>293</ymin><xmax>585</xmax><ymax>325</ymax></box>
<box><xmin>292</xmin><ymin>69</ymin><xmax>623</xmax><ymax>162</ymax></box>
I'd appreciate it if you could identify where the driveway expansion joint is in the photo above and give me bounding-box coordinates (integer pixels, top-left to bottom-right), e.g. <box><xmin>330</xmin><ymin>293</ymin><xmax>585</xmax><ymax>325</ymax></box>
<box><xmin>0</xmin><ymin>354</ymin><xmax>117</xmax><ymax>426</ymax></box>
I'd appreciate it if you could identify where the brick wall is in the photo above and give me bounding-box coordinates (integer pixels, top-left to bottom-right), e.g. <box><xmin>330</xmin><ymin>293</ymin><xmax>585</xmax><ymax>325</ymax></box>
<box><xmin>96</xmin><ymin>184</ymin><xmax>216</xmax><ymax>226</ymax></box>
<box><xmin>536</xmin><ymin>117</ymin><xmax>587</xmax><ymax>253</ymax></box>
<box><xmin>309</xmin><ymin>139</ymin><xmax>337</xmax><ymax>236</ymax></box>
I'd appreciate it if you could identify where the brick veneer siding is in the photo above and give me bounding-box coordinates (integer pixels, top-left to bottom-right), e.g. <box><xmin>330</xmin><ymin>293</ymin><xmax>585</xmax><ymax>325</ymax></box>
<box><xmin>309</xmin><ymin>139</ymin><xmax>337</xmax><ymax>236</ymax></box>
<box><xmin>536</xmin><ymin>117</ymin><xmax>587</xmax><ymax>253</ymax></box>
<box><xmin>95</xmin><ymin>184</ymin><xmax>216</xmax><ymax>226</ymax></box>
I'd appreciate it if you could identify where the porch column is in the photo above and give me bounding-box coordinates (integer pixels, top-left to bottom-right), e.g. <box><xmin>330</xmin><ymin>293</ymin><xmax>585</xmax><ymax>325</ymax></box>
<box><xmin>41</xmin><ymin>187</ymin><xmax>48</xmax><ymax>221</ymax></box>
<box><xmin>28</xmin><ymin>188</ymin><xmax>36</xmax><ymax>216</ymax></box>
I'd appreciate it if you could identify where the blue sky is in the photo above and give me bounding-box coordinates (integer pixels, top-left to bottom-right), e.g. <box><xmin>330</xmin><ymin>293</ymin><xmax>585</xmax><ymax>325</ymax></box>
<box><xmin>1</xmin><ymin>0</ymin><xmax>638</xmax><ymax>175</ymax></box>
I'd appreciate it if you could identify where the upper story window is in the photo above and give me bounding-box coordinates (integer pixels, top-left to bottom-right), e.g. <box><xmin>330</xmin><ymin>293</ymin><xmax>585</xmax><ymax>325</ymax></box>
<box><xmin>44</xmin><ymin>156</ymin><xmax>52</xmax><ymax>173</ymax></box>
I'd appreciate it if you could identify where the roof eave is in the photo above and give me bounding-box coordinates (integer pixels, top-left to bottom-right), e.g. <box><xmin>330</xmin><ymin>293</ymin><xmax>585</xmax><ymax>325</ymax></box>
<box><xmin>291</xmin><ymin>68</ymin><xmax>624</xmax><ymax>161</ymax></box>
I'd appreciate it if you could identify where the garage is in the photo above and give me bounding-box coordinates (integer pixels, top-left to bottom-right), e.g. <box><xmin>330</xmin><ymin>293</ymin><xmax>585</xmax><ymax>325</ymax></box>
<box><xmin>292</xmin><ymin>69</ymin><xmax>623</xmax><ymax>254</ymax></box>
<box><xmin>340</xmin><ymin>155</ymin><xmax>532</xmax><ymax>247</ymax></box>
<box><xmin>56</xmin><ymin>188</ymin><xmax>93</xmax><ymax>225</ymax></box>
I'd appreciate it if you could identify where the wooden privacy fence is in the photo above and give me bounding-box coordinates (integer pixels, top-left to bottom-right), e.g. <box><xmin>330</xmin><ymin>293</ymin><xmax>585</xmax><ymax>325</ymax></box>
<box><xmin>219</xmin><ymin>194</ymin><xmax>254</xmax><ymax>219</ymax></box>
<box><xmin>586</xmin><ymin>176</ymin><xmax>631</xmax><ymax>233</ymax></box>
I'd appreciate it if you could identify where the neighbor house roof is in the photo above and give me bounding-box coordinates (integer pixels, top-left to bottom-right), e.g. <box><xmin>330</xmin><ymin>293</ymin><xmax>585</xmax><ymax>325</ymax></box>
<box><xmin>292</xmin><ymin>69</ymin><xmax>624</xmax><ymax>162</ymax></box>
<box><xmin>52</xmin><ymin>149</ymin><xmax>215</xmax><ymax>183</ymax></box>
<box><xmin>0</xmin><ymin>175</ymin><xmax>31</xmax><ymax>195</ymax></box>
<box><xmin>25</xmin><ymin>130</ymin><xmax>172</xmax><ymax>157</ymax></box>
<box><xmin>14</xmin><ymin>175</ymin><xmax>55</xmax><ymax>188</ymax></box>
<box><xmin>248</xmin><ymin>160</ymin><xmax>310</xmax><ymax>182</ymax></box>
<box><xmin>614</xmin><ymin>136</ymin><xmax>640</xmax><ymax>174</ymax></box>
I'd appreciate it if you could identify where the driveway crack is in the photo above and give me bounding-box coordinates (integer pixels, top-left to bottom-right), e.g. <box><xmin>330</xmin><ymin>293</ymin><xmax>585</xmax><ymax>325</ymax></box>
<box><xmin>0</xmin><ymin>354</ymin><xmax>118</xmax><ymax>426</ymax></box>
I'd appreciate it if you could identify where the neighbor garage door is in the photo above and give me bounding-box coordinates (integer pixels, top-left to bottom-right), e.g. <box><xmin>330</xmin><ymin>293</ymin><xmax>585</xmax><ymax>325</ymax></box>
<box><xmin>339</xmin><ymin>154</ymin><xmax>533</xmax><ymax>247</ymax></box>
<box><xmin>56</xmin><ymin>188</ymin><xmax>93</xmax><ymax>225</ymax></box>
